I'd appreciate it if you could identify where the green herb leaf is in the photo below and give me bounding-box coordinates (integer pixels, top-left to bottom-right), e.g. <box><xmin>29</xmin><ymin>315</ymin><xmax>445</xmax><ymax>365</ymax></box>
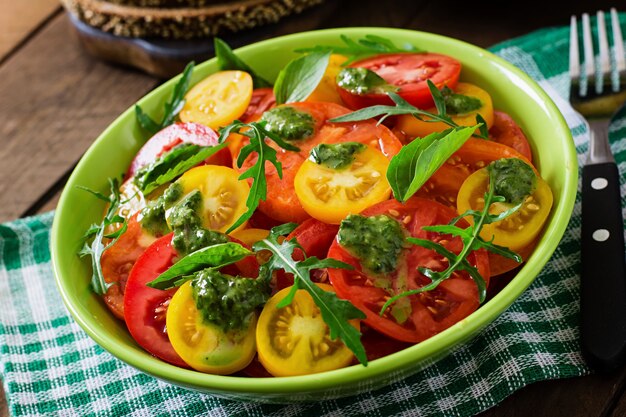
<box><xmin>147</xmin><ymin>242</ymin><xmax>252</xmax><ymax>290</ymax></box>
<box><xmin>476</xmin><ymin>114</ymin><xmax>489</xmax><ymax>139</ymax></box>
<box><xmin>218</xmin><ymin>121</ymin><xmax>299</xmax><ymax>233</ymax></box>
<box><xmin>253</xmin><ymin>225</ymin><xmax>368</xmax><ymax>365</ymax></box>
<box><xmin>295</xmin><ymin>34</ymin><xmax>424</xmax><ymax>65</ymax></box>
<box><xmin>386</xmin><ymin>126</ymin><xmax>475</xmax><ymax>202</ymax></box>
<box><xmin>214</xmin><ymin>38</ymin><xmax>272</xmax><ymax>88</ymax></box>
<box><xmin>274</xmin><ymin>51</ymin><xmax>330</xmax><ymax>105</ymax></box>
<box><xmin>135</xmin><ymin>61</ymin><xmax>195</xmax><ymax>135</ymax></box>
<box><xmin>77</xmin><ymin>178</ymin><xmax>128</xmax><ymax>295</ymax></box>
<box><xmin>133</xmin><ymin>143</ymin><xmax>227</xmax><ymax>195</ymax></box>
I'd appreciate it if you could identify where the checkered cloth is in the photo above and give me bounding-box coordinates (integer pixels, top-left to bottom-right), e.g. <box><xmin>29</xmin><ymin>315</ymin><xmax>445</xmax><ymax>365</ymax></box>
<box><xmin>2</xmin><ymin>17</ymin><xmax>626</xmax><ymax>417</ymax></box>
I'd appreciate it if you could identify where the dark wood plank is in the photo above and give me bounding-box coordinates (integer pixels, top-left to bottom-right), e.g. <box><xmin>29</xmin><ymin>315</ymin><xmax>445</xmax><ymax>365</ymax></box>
<box><xmin>0</xmin><ymin>13</ymin><xmax>158</xmax><ymax>222</ymax></box>
<box><xmin>0</xmin><ymin>0</ymin><xmax>61</xmax><ymax>61</ymax></box>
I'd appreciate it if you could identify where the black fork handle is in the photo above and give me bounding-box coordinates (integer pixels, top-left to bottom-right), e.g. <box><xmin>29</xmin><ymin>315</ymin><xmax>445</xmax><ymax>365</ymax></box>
<box><xmin>580</xmin><ymin>162</ymin><xmax>626</xmax><ymax>373</ymax></box>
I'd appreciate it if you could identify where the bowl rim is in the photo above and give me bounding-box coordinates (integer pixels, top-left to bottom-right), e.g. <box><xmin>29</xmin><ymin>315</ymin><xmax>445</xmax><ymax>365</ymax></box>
<box><xmin>51</xmin><ymin>26</ymin><xmax>578</xmax><ymax>395</ymax></box>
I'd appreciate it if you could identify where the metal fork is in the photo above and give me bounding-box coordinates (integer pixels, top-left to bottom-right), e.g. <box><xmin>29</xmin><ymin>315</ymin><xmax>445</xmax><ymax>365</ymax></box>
<box><xmin>572</xmin><ymin>9</ymin><xmax>626</xmax><ymax>373</ymax></box>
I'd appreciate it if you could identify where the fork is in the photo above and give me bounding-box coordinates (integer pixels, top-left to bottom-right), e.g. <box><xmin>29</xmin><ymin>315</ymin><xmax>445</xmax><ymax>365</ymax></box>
<box><xmin>572</xmin><ymin>9</ymin><xmax>626</xmax><ymax>373</ymax></box>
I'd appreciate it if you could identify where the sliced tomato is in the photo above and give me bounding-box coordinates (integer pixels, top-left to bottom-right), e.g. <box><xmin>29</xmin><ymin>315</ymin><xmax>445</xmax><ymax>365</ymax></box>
<box><xmin>242</xmin><ymin>88</ymin><xmax>276</xmax><ymax>122</ymax></box>
<box><xmin>306</xmin><ymin>54</ymin><xmax>348</xmax><ymax>105</ymax></box>
<box><xmin>276</xmin><ymin>219</ymin><xmax>339</xmax><ymax>291</ymax></box>
<box><xmin>126</xmin><ymin>122</ymin><xmax>231</xmax><ymax>179</ymax></box>
<box><xmin>234</xmin><ymin>101</ymin><xmax>403</xmax><ymax>223</ymax></box>
<box><xmin>328</xmin><ymin>198</ymin><xmax>489</xmax><ymax>343</ymax></box>
<box><xmin>123</xmin><ymin>233</ymin><xmax>188</xmax><ymax>367</ymax></box>
<box><xmin>416</xmin><ymin>138</ymin><xmax>534</xmax><ymax>207</ymax></box>
<box><xmin>338</xmin><ymin>53</ymin><xmax>461</xmax><ymax>110</ymax></box>
<box><xmin>489</xmin><ymin>111</ymin><xmax>533</xmax><ymax>162</ymax></box>
<box><xmin>256</xmin><ymin>284</ymin><xmax>359</xmax><ymax>376</ymax></box>
<box><xmin>100</xmin><ymin>213</ymin><xmax>157</xmax><ymax>319</ymax></box>
<box><xmin>489</xmin><ymin>239</ymin><xmax>537</xmax><ymax>277</ymax></box>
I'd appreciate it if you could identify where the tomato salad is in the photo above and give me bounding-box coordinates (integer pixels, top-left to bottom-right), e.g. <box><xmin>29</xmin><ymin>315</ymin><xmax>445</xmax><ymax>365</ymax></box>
<box><xmin>80</xmin><ymin>35</ymin><xmax>553</xmax><ymax>377</ymax></box>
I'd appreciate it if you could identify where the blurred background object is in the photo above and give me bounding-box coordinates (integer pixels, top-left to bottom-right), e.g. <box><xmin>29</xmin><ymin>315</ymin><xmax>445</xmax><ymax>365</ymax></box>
<box><xmin>59</xmin><ymin>0</ymin><xmax>325</xmax><ymax>77</ymax></box>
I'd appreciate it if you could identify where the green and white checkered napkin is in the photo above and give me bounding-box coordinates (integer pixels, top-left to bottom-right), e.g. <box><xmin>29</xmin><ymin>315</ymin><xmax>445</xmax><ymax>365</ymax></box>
<box><xmin>2</xmin><ymin>19</ymin><xmax>626</xmax><ymax>417</ymax></box>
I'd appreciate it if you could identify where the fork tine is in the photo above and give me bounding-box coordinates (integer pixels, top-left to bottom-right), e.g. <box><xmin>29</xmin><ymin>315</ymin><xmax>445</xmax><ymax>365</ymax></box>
<box><xmin>582</xmin><ymin>13</ymin><xmax>596</xmax><ymax>94</ymax></box>
<box><xmin>611</xmin><ymin>8</ymin><xmax>626</xmax><ymax>86</ymax></box>
<box><xmin>570</xmin><ymin>14</ymin><xmax>581</xmax><ymax>93</ymax></box>
<box><xmin>597</xmin><ymin>11</ymin><xmax>610</xmax><ymax>91</ymax></box>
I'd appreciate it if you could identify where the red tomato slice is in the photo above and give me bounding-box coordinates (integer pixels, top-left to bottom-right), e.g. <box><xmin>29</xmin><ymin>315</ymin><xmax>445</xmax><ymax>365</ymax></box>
<box><xmin>234</xmin><ymin>101</ymin><xmax>403</xmax><ymax>223</ymax></box>
<box><xmin>276</xmin><ymin>219</ymin><xmax>339</xmax><ymax>290</ymax></box>
<box><xmin>328</xmin><ymin>198</ymin><xmax>490</xmax><ymax>343</ymax></box>
<box><xmin>100</xmin><ymin>213</ymin><xmax>155</xmax><ymax>319</ymax></box>
<box><xmin>242</xmin><ymin>88</ymin><xmax>276</xmax><ymax>122</ymax></box>
<box><xmin>416</xmin><ymin>138</ymin><xmax>534</xmax><ymax>207</ymax></box>
<box><xmin>126</xmin><ymin>122</ymin><xmax>231</xmax><ymax>179</ymax></box>
<box><xmin>489</xmin><ymin>111</ymin><xmax>533</xmax><ymax>162</ymax></box>
<box><xmin>338</xmin><ymin>53</ymin><xmax>461</xmax><ymax>110</ymax></box>
<box><xmin>123</xmin><ymin>233</ymin><xmax>188</xmax><ymax>367</ymax></box>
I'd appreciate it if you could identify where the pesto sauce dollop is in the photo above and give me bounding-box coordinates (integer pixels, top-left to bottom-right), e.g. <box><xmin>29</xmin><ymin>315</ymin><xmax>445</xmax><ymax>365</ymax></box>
<box><xmin>261</xmin><ymin>106</ymin><xmax>315</xmax><ymax>141</ymax></box>
<box><xmin>192</xmin><ymin>269</ymin><xmax>269</xmax><ymax>332</ymax></box>
<box><xmin>441</xmin><ymin>86</ymin><xmax>482</xmax><ymax>114</ymax></box>
<box><xmin>488</xmin><ymin>158</ymin><xmax>537</xmax><ymax>204</ymax></box>
<box><xmin>139</xmin><ymin>183</ymin><xmax>227</xmax><ymax>256</ymax></box>
<box><xmin>338</xmin><ymin>214</ymin><xmax>406</xmax><ymax>274</ymax></box>
<box><xmin>336</xmin><ymin>67</ymin><xmax>397</xmax><ymax>95</ymax></box>
<box><xmin>309</xmin><ymin>142</ymin><xmax>366</xmax><ymax>170</ymax></box>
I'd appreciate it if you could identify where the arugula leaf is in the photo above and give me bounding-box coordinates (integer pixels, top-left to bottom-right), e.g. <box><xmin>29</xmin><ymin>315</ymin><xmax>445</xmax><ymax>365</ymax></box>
<box><xmin>133</xmin><ymin>143</ymin><xmax>227</xmax><ymax>195</ymax></box>
<box><xmin>296</xmin><ymin>34</ymin><xmax>424</xmax><ymax>65</ymax></box>
<box><xmin>386</xmin><ymin>126</ymin><xmax>475</xmax><ymax>202</ymax></box>
<box><xmin>253</xmin><ymin>226</ymin><xmax>368</xmax><ymax>365</ymax></box>
<box><xmin>214</xmin><ymin>38</ymin><xmax>272</xmax><ymax>88</ymax></box>
<box><xmin>380</xmin><ymin>166</ymin><xmax>523</xmax><ymax>314</ymax></box>
<box><xmin>274</xmin><ymin>51</ymin><xmax>330</xmax><ymax>105</ymax></box>
<box><xmin>77</xmin><ymin>178</ymin><xmax>128</xmax><ymax>295</ymax></box>
<box><xmin>218</xmin><ymin>120</ymin><xmax>299</xmax><ymax>233</ymax></box>
<box><xmin>135</xmin><ymin>61</ymin><xmax>195</xmax><ymax>135</ymax></box>
<box><xmin>146</xmin><ymin>242</ymin><xmax>252</xmax><ymax>290</ymax></box>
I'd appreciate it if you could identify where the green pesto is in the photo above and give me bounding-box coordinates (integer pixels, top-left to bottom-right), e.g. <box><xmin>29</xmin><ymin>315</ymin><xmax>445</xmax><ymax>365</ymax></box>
<box><xmin>309</xmin><ymin>142</ymin><xmax>366</xmax><ymax>170</ymax></box>
<box><xmin>166</xmin><ymin>190</ymin><xmax>228</xmax><ymax>255</ymax></box>
<box><xmin>192</xmin><ymin>269</ymin><xmax>270</xmax><ymax>332</ymax></box>
<box><xmin>261</xmin><ymin>106</ymin><xmax>315</xmax><ymax>141</ymax></box>
<box><xmin>336</xmin><ymin>67</ymin><xmax>397</xmax><ymax>95</ymax></box>
<box><xmin>139</xmin><ymin>183</ymin><xmax>183</xmax><ymax>236</ymax></box>
<box><xmin>338</xmin><ymin>214</ymin><xmax>406</xmax><ymax>274</ymax></box>
<box><xmin>441</xmin><ymin>86</ymin><xmax>482</xmax><ymax>115</ymax></box>
<box><xmin>488</xmin><ymin>158</ymin><xmax>537</xmax><ymax>204</ymax></box>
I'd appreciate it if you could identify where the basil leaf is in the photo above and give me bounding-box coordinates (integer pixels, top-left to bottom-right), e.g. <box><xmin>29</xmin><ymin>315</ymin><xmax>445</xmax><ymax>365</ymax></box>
<box><xmin>253</xmin><ymin>227</ymin><xmax>367</xmax><ymax>365</ymax></box>
<box><xmin>135</xmin><ymin>61</ymin><xmax>195</xmax><ymax>135</ymax></box>
<box><xmin>214</xmin><ymin>38</ymin><xmax>272</xmax><ymax>88</ymax></box>
<box><xmin>387</xmin><ymin>126</ymin><xmax>475</xmax><ymax>202</ymax></box>
<box><xmin>476</xmin><ymin>114</ymin><xmax>490</xmax><ymax>139</ymax></box>
<box><xmin>274</xmin><ymin>52</ymin><xmax>330</xmax><ymax>105</ymax></box>
<box><xmin>146</xmin><ymin>242</ymin><xmax>252</xmax><ymax>290</ymax></box>
<box><xmin>134</xmin><ymin>143</ymin><xmax>227</xmax><ymax>195</ymax></box>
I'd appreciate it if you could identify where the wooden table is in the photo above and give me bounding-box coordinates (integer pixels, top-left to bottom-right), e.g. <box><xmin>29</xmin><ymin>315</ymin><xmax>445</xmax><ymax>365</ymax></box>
<box><xmin>2</xmin><ymin>0</ymin><xmax>625</xmax><ymax>415</ymax></box>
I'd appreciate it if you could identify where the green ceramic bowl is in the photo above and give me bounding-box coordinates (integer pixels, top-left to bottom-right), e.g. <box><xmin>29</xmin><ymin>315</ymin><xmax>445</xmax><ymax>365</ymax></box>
<box><xmin>51</xmin><ymin>27</ymin><xmax>577</xmax><ymax>402</ymax></box>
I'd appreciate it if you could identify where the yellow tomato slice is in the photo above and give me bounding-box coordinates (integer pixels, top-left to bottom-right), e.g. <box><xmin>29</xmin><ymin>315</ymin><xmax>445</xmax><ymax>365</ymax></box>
<box><xmin>166</xmin><ymin>281</ymin><xmax>257</xmax><ymax>374</ymax></box>
<box><xmin>306</xmin><ymin>54</ymin><xmax>348</xmax><ymax>105</ymax></box>
<box><xmin>256</xmin><ymin>284</ymin><xmax>358</xmax><ymax>377</ymax></box>
<box><xmin>172</xmin><ymin>165</ymin><xmax>250</xmax><ymax>233</ymax></box>
<box><xmin>179</xmin><ymin>70</ymin><xmax>253</xmax><ymax>129</ymax></box>
<box><xmin>294</xmin><ymin>146</ymin><xmax>391</xmax><ymax>224</ymax></box>
<box><xmin>395</xmin><ymin>82</ymin><xmax>494</xmax><ymax>138</ymax></box>
<box><xmin>456</xmin><ymin>165</ymin><xmax>553</xmax><ymax>251</ymax></box>
<box><xmin>230</xmin><ymin>228</ymin><xmax>270</xmax><ymax>247</ymax></box>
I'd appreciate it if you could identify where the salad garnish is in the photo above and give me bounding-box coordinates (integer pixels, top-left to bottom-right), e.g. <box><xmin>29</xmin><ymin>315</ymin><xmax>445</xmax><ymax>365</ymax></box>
<box><xmin>273</xmin><ymin>51</ymin><xmax>330</xmax><ymax>105</ymax></box>
<box><xmin>135</xmin><ymin>61</ymin><xmax>195</xmax><ymax>135</ymax></box>
<box><xmin>381</xmin><ymin>160</ymin><xmax>528</xmax><ymax>313</ymax></box>
<box><xmin>214</xmin><ymin>38</ymin><xmax>272</xmax><ymax>88</ymax></box>
<box><xmin>78</xmin><ymin>177</ymin><xmax>128</xmax><ymax>294</ymax></box>
<box><xmin>253</xmin><ymin>224</ymin><xmax>368</xmax><ymax>365</ymax></box>
<box><xmin>296</xmin><ymin>34</ymin><xmax>424</xmax><ymax>65</ymax></box>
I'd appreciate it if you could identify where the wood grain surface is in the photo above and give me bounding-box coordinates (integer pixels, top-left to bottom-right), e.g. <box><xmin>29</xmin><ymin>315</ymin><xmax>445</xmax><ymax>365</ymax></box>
<box><xmin>0</xmin><ymin>0</ymin><xmax>624</xmax><ymax>416</ymax></box>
